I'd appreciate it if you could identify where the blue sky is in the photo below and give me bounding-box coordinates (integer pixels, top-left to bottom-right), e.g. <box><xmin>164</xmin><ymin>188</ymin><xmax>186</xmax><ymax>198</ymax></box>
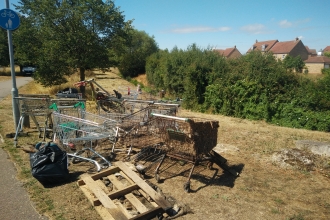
<box><xmin>2</xmin><ymin>0</ymin><xmax>330</xmax><ymax>54</ymax></box>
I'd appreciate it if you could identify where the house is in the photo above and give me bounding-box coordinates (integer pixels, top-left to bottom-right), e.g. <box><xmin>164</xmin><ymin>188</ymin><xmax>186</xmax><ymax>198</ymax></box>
<box><xmin>246</xmin><ymin>39</ymin><xmax>278</xmax><ymax>53</ymax></box>
<box><xmin>305</xmin><ymin>46</ymin><xmax>317</xmax><ymax>57</ymax></box>
<box><xmin>270</xmin><ymin>38</ymin><xmax>309</xmax><ymax>60</ymax></box>
<box><xmin>323</xmin><ymin>46</ymin><xmax>330</xmax><ymax>54</ymax></box>
<box><xmin>214</xmin><ymin>46</ymin><xmax>242</xmax><ymax>59</ymax></box>
<box><xmin>247</xmin><ymin>38</ymin><xmax>309</xmax><ymax>61</ymax></box>
<box><xmin>304</xmin><ymin>56</ymin><xmax>330</xmax><ymax>74</ymax></box>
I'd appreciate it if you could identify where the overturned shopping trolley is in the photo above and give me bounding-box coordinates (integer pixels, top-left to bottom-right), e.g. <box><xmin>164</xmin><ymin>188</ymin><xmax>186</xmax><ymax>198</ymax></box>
<box><xmin>52</xmin><ymin>112</ymin><xmax>116</xmax><ymax>172</ymax></box>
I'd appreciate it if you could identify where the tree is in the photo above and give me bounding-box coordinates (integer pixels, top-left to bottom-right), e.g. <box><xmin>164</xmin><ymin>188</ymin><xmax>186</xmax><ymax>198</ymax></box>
<box><xmin>283</xmin><ymin>55</ymin><xmax>305</xmax><ymax>73</ymax></box>
<box><xmin>116</xmin><ymin>29</ymin><xmax>159</xmax><ymax>78</ymax></box>
<box><xmin>15</xmin><ymin>0</ymin><xmax>132</xmax><ymax>91</ymax></box>
<box><xmin>0</xmin><ymin>29</ymin><xmax>9</xmax><ymax>67</ymax></box>
<box><xmin>13</xmin><ymin>15</ymin><xmax>41</xmax><ymax>70</ymax></box>
<box><xmin>324</xmin><ymin>51</ymin><xmax>330</xmax><ymax>58</ymax></box>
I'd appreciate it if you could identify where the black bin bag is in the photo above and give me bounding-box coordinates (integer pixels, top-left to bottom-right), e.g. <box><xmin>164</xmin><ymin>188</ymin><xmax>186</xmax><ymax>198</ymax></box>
<box><xmin>30</xmin><ymin>142</ymin><xmax>69</xmax><ymax>185</ymax></box>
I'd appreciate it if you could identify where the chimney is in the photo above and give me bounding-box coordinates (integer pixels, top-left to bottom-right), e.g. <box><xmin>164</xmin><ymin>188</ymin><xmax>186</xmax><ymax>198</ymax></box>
<box><xmin>295</xmin><ymin>37</ymin><xmax>299</xmax><ymax>41</ymax></box>
<box><xmin>256</xmin><ymin>39</ymin><xmax>258</xmax><ymax>43</ymax></box>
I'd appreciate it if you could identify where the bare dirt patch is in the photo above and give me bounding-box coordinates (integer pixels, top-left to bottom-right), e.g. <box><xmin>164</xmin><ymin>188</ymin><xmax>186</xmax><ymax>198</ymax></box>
<box><xmin>0</xmin><ymin>71</ymin><xmax>330</xmax><ymax>220</ymax></box>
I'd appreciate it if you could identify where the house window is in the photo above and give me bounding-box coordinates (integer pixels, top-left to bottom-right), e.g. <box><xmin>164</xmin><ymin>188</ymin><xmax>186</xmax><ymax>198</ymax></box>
<box><xmin>282</xmin><ymin>54</ymin><xmax>286</xmax><ymax>60</ymax></box>
<box><xmin>325</xmin><ymin>64</ymin><xmax>329</xmax><ymax>69</ymax></box>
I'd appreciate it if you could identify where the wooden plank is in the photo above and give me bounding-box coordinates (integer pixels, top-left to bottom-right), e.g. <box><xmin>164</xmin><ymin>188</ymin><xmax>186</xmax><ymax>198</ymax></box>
<box><xmin>108</xmin><ymin>174</ymin><xmax>149</xmax><ymax>214</ymax></box>
<box><xmin>108</xmin><ymin>184</ymin><xmax>139</xmax><ymax>200</ymax></box>
<box><xmin>125</xmin><ymin>193</ymin><xmax>148</xmax><ymax>214</ymax></box>
<box><xmin>81</xmin><ymin>175</ymin><xmax>128</xmax><ymax>220</ymax></box>
<box><xmin>115</xmin><ymin>200</ymin><xmax>133</xmax><ymax>219</ymax></box>
<box><xmin>96</xmin><ymin>179</ymin><xmax>111</xmax><ymax>194</ymax></box>
<box><xmin>79</xmin><ymin>185</ymin><xmax>99</xmax><ymax>206</ymax></box>
<box><xmin>129</xmin><ymin>207</ymin><xmax>163</xmax><ymax>220</ymax></box>
<box><xmin>78</xmin><ymin>166</ymin><xmax>121</xmax><ymax>186</ymax></box>
<box><xmin>108</xmin><ymin>174</ymin><xmax>126</xmax><ymax>190</ymax></box>
<box><xmin>119</xmin><ymin>171</ymin><xmax>158</xmax><ymax>208</ymax></box>
<box><xmin>115</xmin><ymin>161</ymin><xmax>172</xmax><ymax>211</ymax></box>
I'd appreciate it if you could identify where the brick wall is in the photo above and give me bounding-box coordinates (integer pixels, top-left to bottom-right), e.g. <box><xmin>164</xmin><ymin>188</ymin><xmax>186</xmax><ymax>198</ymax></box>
<box><xmin>305</xmin><ymin>63</ymin><xmax>324</xmax><ymax>74</ymax></box>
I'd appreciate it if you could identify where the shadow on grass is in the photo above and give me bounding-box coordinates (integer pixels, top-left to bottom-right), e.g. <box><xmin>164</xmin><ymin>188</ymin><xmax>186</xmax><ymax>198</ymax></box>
<box><xmin>142</xmin><ymin>157</ymin><xmax>244</xmax><ymax>193</ymax></box>
<box><xmin>38</xmin><ymin>171</ymin><xmax>86</xmax><ymax>188</ymax></box>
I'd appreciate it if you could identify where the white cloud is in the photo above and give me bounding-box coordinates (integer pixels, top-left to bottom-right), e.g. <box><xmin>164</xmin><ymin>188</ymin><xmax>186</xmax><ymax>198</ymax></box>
<box><xmin>170</xmin><ymin>26</ymin><xmax>231</xmax><ymax>33</ymax></box>
<box><xmin>240</xmin><ymin>24</ymin><xmax>267</xmax><ymax>34</ymax></box>
<box><xmin>278</xmin><ymin>18</ymin><xmax>310</xmax><ymax>28</ymax></box>
<box><xmin>279</xmin><ymin>19</ymin><xmax>292</xmax><ymax>28</ymax></box>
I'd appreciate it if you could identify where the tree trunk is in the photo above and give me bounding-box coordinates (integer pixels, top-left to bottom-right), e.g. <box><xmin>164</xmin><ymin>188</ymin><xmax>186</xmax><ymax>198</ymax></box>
<box><xmin>79</xmin><ymin>67</ymin><xmax>86</xmax><ymax>96</ymax></box>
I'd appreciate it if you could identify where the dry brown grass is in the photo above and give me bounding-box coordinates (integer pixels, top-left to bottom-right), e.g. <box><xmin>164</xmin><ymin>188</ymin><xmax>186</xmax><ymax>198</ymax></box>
<box><xmin>0</xmin><ymin>71</ymin><xmax>329</xmax><ymax>220</ymax></box>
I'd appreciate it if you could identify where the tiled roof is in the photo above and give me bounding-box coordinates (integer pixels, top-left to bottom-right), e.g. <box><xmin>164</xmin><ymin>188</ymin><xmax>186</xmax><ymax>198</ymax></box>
<box><xmin>324</xmin><ymin>46</ymin><xmax>330</xmax><ymax>52</ymax></box>
<box><xmin>305</xmin><ymin>56</ymin><xmax>330</xmax><ymax>63</ymax></box>
<box><xmin>214</xmin><ymin>47</ymin><xmax>241</xmax><ymax>57</ymax></box>
<box><xmin>270</xmin><ymin>39</ymin><xmax>301</xmax><ymax>54</ymax></box>
<box><xmin>247</xmin><ymin>40</ymin><xmax>278</xmax><ymax>53</ymax></box>
<box><xmin>305</xmin><ymin>46</ymin><xmax>317</xmax><ymax>55</ymax></box>
<box><xmin>309</xmin><ymin>49</ymin><xmax>317</xmax><ymax>55</ymax></box>
<box><xmin>214</xmin><ymin>48</ymin><xmax>235</xmax><ymax>57</ymax></box>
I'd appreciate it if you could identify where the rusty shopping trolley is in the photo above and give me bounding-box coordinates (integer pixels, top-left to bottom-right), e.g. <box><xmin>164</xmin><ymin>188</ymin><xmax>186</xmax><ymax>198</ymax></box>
<box><xmin>150</xmin><ymin>113</ymin><xmax>220</xmax><ymax>192</ymax></box>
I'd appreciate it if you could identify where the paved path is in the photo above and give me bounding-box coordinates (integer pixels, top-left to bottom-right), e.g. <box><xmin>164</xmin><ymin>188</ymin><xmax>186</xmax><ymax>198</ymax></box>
<box><xmin>0</xmin><ymin>77</ymin><xmax>48</xmax><ymax>220</ymax></box>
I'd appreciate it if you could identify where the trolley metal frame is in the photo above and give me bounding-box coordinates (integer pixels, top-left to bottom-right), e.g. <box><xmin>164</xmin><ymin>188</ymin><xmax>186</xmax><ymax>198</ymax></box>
<box><xmin>13</xmin><ymin>96</ymin><xmax>52</xmax><ymax>147</ymax></box>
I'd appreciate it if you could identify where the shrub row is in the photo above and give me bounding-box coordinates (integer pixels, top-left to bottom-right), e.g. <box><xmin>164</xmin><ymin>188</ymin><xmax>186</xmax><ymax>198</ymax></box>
<box><xmin>146</xmin><ymin>45</ymin><xmax>330</xmax><ymax>131</ymax></box>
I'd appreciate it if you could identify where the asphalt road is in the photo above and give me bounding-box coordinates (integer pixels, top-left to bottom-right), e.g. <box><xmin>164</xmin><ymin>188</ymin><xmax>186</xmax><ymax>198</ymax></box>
<box><xmin>0</xmin><ymin>76</ymin><xmax>48</xmax><ymax>220</ymax></box>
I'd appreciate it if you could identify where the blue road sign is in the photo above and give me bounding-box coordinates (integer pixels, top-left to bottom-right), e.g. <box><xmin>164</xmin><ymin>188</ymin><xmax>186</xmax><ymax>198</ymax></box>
<box><xmin>0</xmin><ymin>8</ymin><xmax>20</xmax><ymax>31</ymax></box>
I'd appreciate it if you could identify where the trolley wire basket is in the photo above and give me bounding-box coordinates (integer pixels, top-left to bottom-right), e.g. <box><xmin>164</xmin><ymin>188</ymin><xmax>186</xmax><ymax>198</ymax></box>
<box><xmin>150</xmin><ymin>113</ymin><xmax>219</xmax><ymax>192</ymax></box>
<box><xmin>52</xmin><ymin>111</ymin><xmax>116</xmax><ymax>171</ymax></box>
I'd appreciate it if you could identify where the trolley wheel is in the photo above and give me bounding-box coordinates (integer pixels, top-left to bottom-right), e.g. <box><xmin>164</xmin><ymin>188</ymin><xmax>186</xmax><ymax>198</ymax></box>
<box><xmin>155</xmin><ymin>173</ymin><xmax>161</xmax><ymax>183</ymax></box>
<box><xmin>184</xmin><ymin>182</ymin><xmax>190</xmax><ymax>193</ymax></box>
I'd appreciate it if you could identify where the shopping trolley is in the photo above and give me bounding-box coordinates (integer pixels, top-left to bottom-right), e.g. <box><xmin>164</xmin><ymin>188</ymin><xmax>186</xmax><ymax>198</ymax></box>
<box><xmin>13</xmin><ymin>96</ymin><xmax>52</xmax><ymax>147</ymax></box>
<box><xmin>52</xmin><ymin>112</ymin><xmax>116</xmax><ymax>171</ymax></box>
<box><xmin>150</xmin><ymin>113</ymin><xmax>219</xmax><ymax>192</ymax></box>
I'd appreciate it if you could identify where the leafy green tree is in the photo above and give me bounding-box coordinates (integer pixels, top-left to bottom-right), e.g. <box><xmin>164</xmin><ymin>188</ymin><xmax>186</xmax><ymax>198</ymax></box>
<box><xmin>13</xmin><ymin>16</ymin><xmax>41</xmax><ymax>71</ymax></box>
<box><xmin>116</xmin><ymin>29</ymin><xmax>158</xmax><ymax>78</ymax></box>
<box><xmin>283</xmin><ymin>55</ymin><xmax>305</xmax><ymax>73</ymax></box>
<box><xmin>324</xmin><ymin>51</ymin><xmax>330</xmax><ymax>58</ymax></box>
<box><xmin>15</xmin><ymin>0</ymin><xmax>132</xmax><ymax>90</ymax></box>
<box><xmin>0</xmin><ymin>30</ymin><xmax>9</xmax><ymax>67</ymax></box>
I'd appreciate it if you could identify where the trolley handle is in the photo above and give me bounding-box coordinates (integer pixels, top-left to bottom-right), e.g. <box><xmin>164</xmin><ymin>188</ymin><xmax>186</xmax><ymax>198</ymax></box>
<box><xmin>151</xmin><ymin>113</ymin><xmax>189</xmax><ymax>121</ymax></box>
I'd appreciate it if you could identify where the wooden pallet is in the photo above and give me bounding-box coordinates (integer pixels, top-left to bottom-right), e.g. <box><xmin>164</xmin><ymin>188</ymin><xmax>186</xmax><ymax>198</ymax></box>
<box><xmin>78</xmin><ymin>161</ymin><xmax>172</xmax><ymax>220</ymax></box>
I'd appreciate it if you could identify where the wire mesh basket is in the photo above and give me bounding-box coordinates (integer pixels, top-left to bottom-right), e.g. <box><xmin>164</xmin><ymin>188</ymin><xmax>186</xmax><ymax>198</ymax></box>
<box><xmin>151</xmin><ymin>113</ymin><xmax>219</xmax><ymax>159</ymax></box>
<box><xmin>52</xmin><ymin>112</ymin><xmax>116</xmax><ymax>171</ymax></box>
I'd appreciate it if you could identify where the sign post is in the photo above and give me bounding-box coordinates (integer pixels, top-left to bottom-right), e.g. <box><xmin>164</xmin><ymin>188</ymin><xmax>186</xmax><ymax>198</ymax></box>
<box><xmin>0</xmin><ymin>1</ymin><xmax>20</xmax><ymax>132</ymax></box>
